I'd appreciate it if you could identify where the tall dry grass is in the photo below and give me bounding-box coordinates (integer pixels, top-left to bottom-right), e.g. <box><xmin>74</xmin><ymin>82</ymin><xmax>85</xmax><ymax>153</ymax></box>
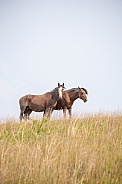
<box><xmin>0</xmin><ymin>114</ymin><xmax>122</xmax><ymax>184</ymax></box>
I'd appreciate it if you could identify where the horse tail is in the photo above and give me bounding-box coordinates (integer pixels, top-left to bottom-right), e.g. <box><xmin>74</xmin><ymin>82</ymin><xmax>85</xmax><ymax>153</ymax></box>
<box><xmin>19</xmin><ymin>95</ymin><xmax>30</xmax><ymax>121</ymax></box>
<box><xmin>25</xmin><ymin>95</ymin><xmax>29</xmax><ymax>107</ymax></box>
<box><xmin>19</xmin><ymin>95</ymin><xmax>29</xmax><ymax>113</ymax></box>
<box><xmin>19</xmin><ymin>95</ymin><xmax>29</xmax><ymax>108</ymax></box>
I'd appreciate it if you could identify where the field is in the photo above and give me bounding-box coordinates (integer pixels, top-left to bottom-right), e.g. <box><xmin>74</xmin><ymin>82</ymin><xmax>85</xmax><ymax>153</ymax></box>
<box><xmin>0</xmin><ymin>114</ymin><xmax>122</xmax><ymax>184</ymax></box>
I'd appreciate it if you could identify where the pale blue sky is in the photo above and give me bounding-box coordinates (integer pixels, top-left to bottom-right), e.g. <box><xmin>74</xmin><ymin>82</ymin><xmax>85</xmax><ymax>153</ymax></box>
<box><xmin>0</xmin><ymin>0</ymin><xmax>122</xmax><ymax>119</ymax></box>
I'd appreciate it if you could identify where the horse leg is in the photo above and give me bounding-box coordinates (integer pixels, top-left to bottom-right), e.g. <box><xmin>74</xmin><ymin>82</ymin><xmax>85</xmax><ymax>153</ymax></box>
<box><xmin>24</xmin><ymin>109</ymin><xmax>32</xmax><ymax>120</ymax></box>
<box><xmin>49</xmin><ymin>108</ymin><xmax>53</xmax><ymax>119</ymax></box>
<box><xmin>43</xmin><ymin>111</ymin><xmax>46</xmax><ymax>117</ymax></box>
<box><xmin>68</xmin><ymin>108</ymin><xmax>72</xmax><ymax>119</ymax></box>
<box><xmin>48</xmin><ymin>108</ymin><xmax>53</xmax><ymax>119</ymax></box>
<box><xmin>20</xmin><ymin>111</ymin><xmax>24</xmax><ymax>122</ymax></box>
<box><xmin>45</xmin><ymin>108</ymin><xmax>52</xmax><ymax>119</ymax></box>
<box><xmin>63</xmin><ymin>108</ymin><xmax>67</xmax><ymax>119</ymax></box>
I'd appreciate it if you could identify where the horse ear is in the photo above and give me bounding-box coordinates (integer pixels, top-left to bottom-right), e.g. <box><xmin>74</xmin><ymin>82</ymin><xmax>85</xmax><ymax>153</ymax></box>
<box><xmin>58</xmin><ymin>83</ymin><xmax>60</xmax><ymax>87</ymax></box>
<box><xmin>78</xmin><ymin>86</ymin><xmax>80</xmax><ymax>89</ymax></box>
<box><xmin>62</xmin><ymin>83</ymin><xmax>66</xmax><ymax>89</ymax></box>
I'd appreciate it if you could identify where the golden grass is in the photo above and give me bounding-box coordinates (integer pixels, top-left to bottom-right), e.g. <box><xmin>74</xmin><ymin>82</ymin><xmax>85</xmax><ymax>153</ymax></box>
<box><xmin>0</xmin><ymin>114</ymin><xmax>122</xmax><ymax>184</ymax></box>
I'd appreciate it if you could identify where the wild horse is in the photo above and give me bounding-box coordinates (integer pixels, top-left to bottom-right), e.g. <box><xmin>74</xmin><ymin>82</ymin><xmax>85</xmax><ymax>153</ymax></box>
<box><xmin>53</xmin><ymin>87</ymin><xmax>88</xmax><ymax>118</ymax></box>
<box><xmin>19</xmin><ymin>83</ymin><xmax>65</xmax><ymax>121</ymax></box>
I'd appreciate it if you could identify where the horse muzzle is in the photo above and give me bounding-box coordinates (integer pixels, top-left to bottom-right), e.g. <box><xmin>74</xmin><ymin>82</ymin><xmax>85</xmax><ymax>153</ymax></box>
<box><xmin>84</xmin><ymin>99</ymin><xmax>87</xmax><ymax>103</ymax></box>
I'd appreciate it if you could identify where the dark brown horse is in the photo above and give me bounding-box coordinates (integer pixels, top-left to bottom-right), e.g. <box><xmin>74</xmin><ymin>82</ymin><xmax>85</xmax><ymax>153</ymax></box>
<box><xmin>53</xmin><ymin>87</ymin><xmax>88</xmax><ymax>118</ymax></box>
<box><xmin>19</xmin><ymin>83</ymin><xmax>65</xmax><ymax>121</ymax></box>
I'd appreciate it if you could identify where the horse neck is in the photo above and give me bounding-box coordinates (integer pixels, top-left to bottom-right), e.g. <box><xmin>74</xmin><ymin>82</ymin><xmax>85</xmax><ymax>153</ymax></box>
<box><xmin>52</xmin><ymin>88</ymin><xmax>60</xmax><ymax>100</ymax></box>
<box><xmin>67</xmin><ymin>89</ymin><xmax>79</xmax><ymax>102</ymax></box>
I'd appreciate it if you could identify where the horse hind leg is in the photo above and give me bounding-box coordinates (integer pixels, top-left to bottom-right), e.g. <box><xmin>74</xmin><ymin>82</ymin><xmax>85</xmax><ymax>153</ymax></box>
<box><xmin>24</xmin><ymin>107</ymin><xmax>32</xmax><ymax>120</ymax></box>
<box><xmin>19</xmin><ymin>106</ymin><xmax>32</xmax><ymax>122</ymax></box>
<box><xmin>19</xmin><ymin>104</ymin><xmax>28</xmax><ymax>122</ymax></box>
<box><xmin>20</xmin><ymin>110</ymin><xmax>24</xmax><ymax>122</ymax></box>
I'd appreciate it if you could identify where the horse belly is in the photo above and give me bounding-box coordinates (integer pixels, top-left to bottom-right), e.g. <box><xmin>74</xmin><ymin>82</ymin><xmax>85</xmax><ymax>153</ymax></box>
<box><xmin>31</xmin><ymin>104</ymin><xmax>45</xmax><ymax>112</ymax></box>
<box><xmin>29</xmin><ymin>99</ymin><xmax>46</xmax><ymax>112</ymax></box>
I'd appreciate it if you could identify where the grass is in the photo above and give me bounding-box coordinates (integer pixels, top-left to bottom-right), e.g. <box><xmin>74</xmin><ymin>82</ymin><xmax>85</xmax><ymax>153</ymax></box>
<box><xmin>0</xmin><ymin>114</ymin><xmax>122</xmax><ymax>184</ymax></box>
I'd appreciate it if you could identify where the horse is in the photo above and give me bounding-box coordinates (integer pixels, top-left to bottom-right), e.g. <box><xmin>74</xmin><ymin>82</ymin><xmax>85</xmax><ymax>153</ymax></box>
<box><xmin>19</xmin><ymin>83</ymin><xmax>65</xmax><ymax>121</ymax></box>
<box><xmin>53</xmin><ymin>87</ymin><xmax>88</xmax><ymax>118</ymax></box>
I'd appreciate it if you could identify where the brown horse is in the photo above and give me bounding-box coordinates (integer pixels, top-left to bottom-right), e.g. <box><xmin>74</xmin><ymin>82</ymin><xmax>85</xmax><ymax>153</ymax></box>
<box><xmin>19</xmin><ymin>83</ymin><xmax>65</xmax><ymax>121</ymax></box>
<box><xmin>53</xmin><ymin>87</ymin><xmax>88</xmax><ymax>118</ymax></box>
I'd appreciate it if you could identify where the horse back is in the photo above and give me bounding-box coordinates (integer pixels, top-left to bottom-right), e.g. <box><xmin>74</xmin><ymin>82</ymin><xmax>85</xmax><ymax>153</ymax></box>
<box><xmin>30</xmin><ymin>93</ymin><xmax>52</xmax><ymax>106</ymax></box>
<box><xmin>19</xmin><ymin>91</ymin><xmax>57</xmax><ymax>112</ymax></box>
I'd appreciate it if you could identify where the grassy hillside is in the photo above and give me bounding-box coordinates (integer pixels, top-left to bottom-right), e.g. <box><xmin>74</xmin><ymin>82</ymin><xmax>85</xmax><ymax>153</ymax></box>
<box><xmin>0</xmin><ymin>114</ymin><xmax>122</xmax><ymax>184</ymax></box>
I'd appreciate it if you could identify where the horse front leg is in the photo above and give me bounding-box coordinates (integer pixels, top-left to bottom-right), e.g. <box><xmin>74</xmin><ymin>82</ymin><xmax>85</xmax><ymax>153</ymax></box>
<box><xmin>48</xmin><ymin>108</ymin><xmax>53</xmax><ymax>119</ymax></box>
<box><xmin>63</xmin><ymin>108</ymin><xmax>67</xmax><ymax>119</ymax></box>
<box><xmin>49</xmin><ymin>108</ymin><xmax>53</xmax><ymax>118</ymax></box>
<box><xmin>43</xmin><ymin>110</ymin><xmax>49</xmax><ymax>118</ymax></box>
<box><xmin>45</xmin><ymin>108</ymin><xmax>52</xmax><ymax>119</ymax></box>
<box><xmin>43</xmin><ymin>111</ymin><xmax>46</xmax><ymax>117</ymax></box>
<box><xmin>68</xmin><ymin>108</ymin><xmax>72</xmax><ymax>119</ymax></box>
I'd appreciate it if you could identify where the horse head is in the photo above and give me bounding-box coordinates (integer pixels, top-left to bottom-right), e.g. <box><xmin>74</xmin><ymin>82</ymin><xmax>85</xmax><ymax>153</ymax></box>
<box><xmin>58</xmin><ymin>83</ymin><xmax>65</xmax><ymax>99</ymax></box>
<box><xmin>78</xmin><ymin>86</ymin><xmax>88</xmax><ymax>102</ymax></box>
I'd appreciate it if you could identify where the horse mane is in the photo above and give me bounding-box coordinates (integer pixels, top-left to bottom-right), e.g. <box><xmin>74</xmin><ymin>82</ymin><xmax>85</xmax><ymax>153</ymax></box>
<box><xmin>81</xmin><ymin>88</ymin><xmax>88</xmax><ymax>95</ymax></box>
<box><xmin>65</xmin><ymin>88</ymin><xmax>78</xmax><ymax>94</ymax></box>
<box><xmin>50</xmin><ymin>87</ymin><xmax>59</xmax><ymax>95</ymax></box>
<box><xmin>64</xmin><ymin>88</ymin><xmax>78</xmax><ymax>95</ymax></box>
<box><xmin>65</xmin><ymin>88</ymin><xmax>88</xmax><ymax>95</ymax></box>
<box><xmin>51</xmin><ymin>87</ymin><xmax>58</xmax><ymax>92</ymax></box>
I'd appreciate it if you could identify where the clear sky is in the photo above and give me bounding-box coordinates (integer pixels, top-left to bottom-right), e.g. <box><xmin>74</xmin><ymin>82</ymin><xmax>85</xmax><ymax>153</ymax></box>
<box><xmin>0</xmin><ymin>0</ymin><xmax>122</xmax><ymax>119</ymax></box>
